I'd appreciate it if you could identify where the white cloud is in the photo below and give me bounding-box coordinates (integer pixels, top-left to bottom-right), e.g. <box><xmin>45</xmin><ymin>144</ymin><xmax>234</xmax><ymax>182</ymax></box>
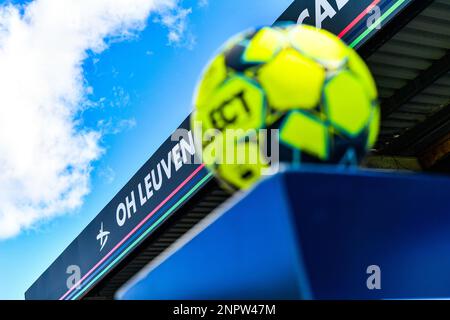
<box><xmin>154</xmin><ymin>6</ymin><xmax>195</xmax><ymax>48</ymax></box>
<box><xmin>98</xmin><ymin>166</ymin><xmax>116</xmax><ymax>185</ymax></box>
<box><xmin>97</xmin><ymin>117</ymin><xmax>137</xmax><ymax>136</ymax></box>
<box><xmin>0</xmin><ymin>0</ymin><xmax>191</xmax><ymax>239</ymax></box>
<box><xmin>198</xmin><ymin>0</ymin><xmax>209</xmax><ymax>8</ymax></box>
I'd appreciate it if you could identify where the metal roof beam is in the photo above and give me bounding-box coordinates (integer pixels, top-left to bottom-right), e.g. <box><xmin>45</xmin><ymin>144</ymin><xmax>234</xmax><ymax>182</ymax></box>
<box><xmin>380</xmin><ymin>102</ymin><xmax>450</xmax><ymax>156</ymax></box>
<box><xmin>381</xmin><ymin>51</ymin><xmax>450</xmax><ymax>120</ymax></box>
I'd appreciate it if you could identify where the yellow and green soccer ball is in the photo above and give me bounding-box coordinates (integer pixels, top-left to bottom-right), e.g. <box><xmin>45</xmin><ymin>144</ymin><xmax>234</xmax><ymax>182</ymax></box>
<box><xmin>192</xmin><ymin>24</ymin><xmax>380</xmax><ymax>191</ymax></box>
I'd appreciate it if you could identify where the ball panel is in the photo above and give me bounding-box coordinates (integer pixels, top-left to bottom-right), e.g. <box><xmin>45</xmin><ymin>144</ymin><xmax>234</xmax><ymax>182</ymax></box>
<box><xmin>324</xmin><ymin>71</ymin><xmax>372</xmax><ymax>137</ymax></box>
<box><xmin>288</xmin><ymin>25</ymin><xmax>348</xmax><ymax>70</ymax></box>
<box><xmin>195</xmin><ymin>54</ymin><xmax>228</xmax><ymax>108</ymax></box>
<box><xmin>199</xmin><ymin>129</ymin><xmax>268</xmax><ymax>190</ymax></box>
<box><xmin>225</xmin><ymin>42</ymin><xmax>259</xmax><ymax>72</ymax></box>
<box><xmin>201</xmin><ymin>134</ymin><xmax>222</xmax><ymax>167</ymax></box>
<box><xmin>243</xmin><ymin>27</ymin><xmax>286</xmax><ymax>64</ymax></box>
<box><xmin>265</xmin><ymin>107</ymin><xmax>286</xmax><ymax>127</ymax></box>
<box><xmin>280</xmin><ymin>111</ymin><xmax>329</xmax><ymax>160</ymax></box>
<box><xmin>258</xmin><ymin>48</ymin><xmax>326</xmax><ymax>111</ymax></box>
<box><xmin>196</xmin><ymin>75</ymin><xmax>266</xmax><ymax>133</ymax></box>
<box><xmin>216</xmin><ymin>140</ymin><xmax>268</xmax><ymax>190</ymax></box>
<box><xmin>347</xmin><ymin>48</ymin><xmax>378</xmax><ymax>100</ymax></box>
<box><xmin>367</xmin><ymin>104</ymin><xmax>380</xmax><ymax>149</ymax></box>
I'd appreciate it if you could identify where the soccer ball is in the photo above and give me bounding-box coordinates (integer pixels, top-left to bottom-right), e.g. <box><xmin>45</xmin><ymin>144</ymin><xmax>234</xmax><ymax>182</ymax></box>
<box><xmin>191</xmin><ymin>24</ymin><xmax>380</xmax><ymax>191</ymax></box>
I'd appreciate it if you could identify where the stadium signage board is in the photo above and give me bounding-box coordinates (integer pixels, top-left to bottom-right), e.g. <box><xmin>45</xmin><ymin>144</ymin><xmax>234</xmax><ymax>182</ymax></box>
<box><xmin>26</xmin><ymin>0</ymin><xmax>415</xmax><ymax>300</ymax></box>
<box><xmin>25</xmin><ymin>116</ymin><xmax>211</xmax><ymax>300</ymax></box>
<box><xmin>277</xmin><ymin>0</ymin><xmax>414</xmax><ymax>48</ymax></box>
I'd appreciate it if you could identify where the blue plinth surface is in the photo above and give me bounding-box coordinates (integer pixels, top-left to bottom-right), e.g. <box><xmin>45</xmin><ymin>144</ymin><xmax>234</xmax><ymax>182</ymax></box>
<box><xmin>117</xmin><ymin>168</ymin><xmax>450</xmax><ymax>300</ymax></box>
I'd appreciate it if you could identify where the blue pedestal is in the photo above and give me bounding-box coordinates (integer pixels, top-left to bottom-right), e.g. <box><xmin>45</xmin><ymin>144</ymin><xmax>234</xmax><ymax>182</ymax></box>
<box><xmin>117</xmin><ymin>168</ymin><xmax>450</xmax><ymax>300</ymax></box>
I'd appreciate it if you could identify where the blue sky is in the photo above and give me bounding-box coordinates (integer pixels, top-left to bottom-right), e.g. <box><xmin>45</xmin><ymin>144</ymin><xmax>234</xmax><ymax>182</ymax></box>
<box><xmin>0</xmin><ymin>0</ymin><xmax>292</xmax><ymax>300</ymax></box>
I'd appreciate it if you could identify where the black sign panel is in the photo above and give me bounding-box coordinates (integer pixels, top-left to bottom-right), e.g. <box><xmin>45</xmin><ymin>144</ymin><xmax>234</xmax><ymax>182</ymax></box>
<box><xmin>277</xmin><ymin>0</ymin><xmax>414</xmax><ymax>48</ymax></box>
<box><xmin>25</xmin><ymin>116</ymin><xmax>211</xmax><ymax>300</ymax></box>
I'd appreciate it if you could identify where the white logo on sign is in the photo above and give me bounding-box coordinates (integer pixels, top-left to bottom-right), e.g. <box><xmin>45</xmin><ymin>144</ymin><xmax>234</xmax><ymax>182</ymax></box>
<box><xmin>96</xmin><ymin>222</ymin><xmax>110</xmax><ymax>252</ymax></box>
<box><xmin>66</xmin><ymin>265</ymin><xmax>81</xmax><ymax>290</ymax></box>
<box><xmin>367</xmin><ymin>265</ymin><xmax>382</xmax><ymax>290</ymax></box>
